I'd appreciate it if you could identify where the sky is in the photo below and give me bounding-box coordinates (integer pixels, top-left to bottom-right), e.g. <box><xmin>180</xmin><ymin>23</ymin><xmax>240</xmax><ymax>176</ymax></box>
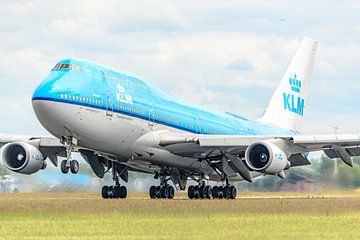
<box><xmin>0</xmin><ymin>0</ymin><xmax>360</xmax><ymax>135</ymax></box>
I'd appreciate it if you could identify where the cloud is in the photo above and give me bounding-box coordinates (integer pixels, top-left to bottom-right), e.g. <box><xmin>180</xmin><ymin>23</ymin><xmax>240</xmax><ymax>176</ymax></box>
<box><xmin>0</xmin><ymin>0</ymin><xmax>359</xmax><ymax>136</ymax></box>
<box><xmin>226</xmin><ymin>59</ymin><xmax>253</xmax><ymax>71</ymax></box>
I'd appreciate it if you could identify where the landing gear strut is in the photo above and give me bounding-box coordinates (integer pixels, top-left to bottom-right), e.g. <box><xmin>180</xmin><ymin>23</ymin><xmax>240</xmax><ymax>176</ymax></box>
<box><xmin>102</xmin><ymin>162</ymin><xmax>127</xmax><ymax>199</ymax></box>
<box><xmin>60</xmin><ymin>136</ymin><xmax>79</xmax><ymax>174</ymax></box>
<box><xmin>149</xmin><ymin>174</ymin><xmax>175</xmax><ymax>199</ymax></box>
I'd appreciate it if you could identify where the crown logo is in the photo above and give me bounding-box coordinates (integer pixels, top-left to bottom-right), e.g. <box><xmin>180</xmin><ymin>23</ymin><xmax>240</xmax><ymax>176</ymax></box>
<box><xmin>289</xmin><ymin>73</ymin><xmax>301</xmax><ymax>93</ymax></box>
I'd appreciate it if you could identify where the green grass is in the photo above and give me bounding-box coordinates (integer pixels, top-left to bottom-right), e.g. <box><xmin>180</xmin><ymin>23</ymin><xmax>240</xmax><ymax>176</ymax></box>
<box><xmin>0</xmin><ymin>192</ymin><xmax>360</xmax><ymax>239</ymax></box>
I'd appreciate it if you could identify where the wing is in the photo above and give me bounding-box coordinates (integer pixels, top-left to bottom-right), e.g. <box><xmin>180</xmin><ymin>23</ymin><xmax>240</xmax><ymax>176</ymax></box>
<box><xmin>152</xmin><ymin>131</ymin><xmax>360</xmax><ymax>182</ymax></box>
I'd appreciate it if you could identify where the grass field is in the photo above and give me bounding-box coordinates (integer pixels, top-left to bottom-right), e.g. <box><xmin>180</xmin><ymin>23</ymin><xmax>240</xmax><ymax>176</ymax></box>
<box><xmin>0</xmin><ymin>191</ymin><xmax>360</xmax><ymax>239</ymax></box>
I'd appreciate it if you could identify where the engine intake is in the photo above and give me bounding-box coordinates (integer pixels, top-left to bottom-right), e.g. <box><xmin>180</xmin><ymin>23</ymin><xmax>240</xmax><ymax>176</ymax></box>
<box><xmin>245</xmin><ymin>141</ymin><xmax>289</xmax><ymax>174</ymax></box>
<box><xmin>2</xmin><ymin>142</ymin><xmax>44</xmax><ymax>174</ymax></box>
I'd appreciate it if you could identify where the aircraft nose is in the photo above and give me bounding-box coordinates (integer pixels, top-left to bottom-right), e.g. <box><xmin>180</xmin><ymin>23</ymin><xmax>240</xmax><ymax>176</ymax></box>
<box><xmin>32</xmin><ymin>99</ymin><xmax>54</xmax><ymax>113</ymax></box>
<box><xmin>32</xmin><ymin>81</ymin><xmax>55</xmax><ymax>112</ymax></box>
<box><xmin>32</xmin><ymin>72</ymin><xmax>62</xmax><ymax>118</ymax></box>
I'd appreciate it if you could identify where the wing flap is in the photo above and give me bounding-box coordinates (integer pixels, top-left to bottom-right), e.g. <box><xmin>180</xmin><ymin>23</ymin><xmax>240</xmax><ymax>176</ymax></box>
<box><xmin>288</xmin><ymin>153</ymin><xmax>311</xmax><ymax>167</ymax></box>
<box><xmin>292</xmin><ymin>134</ymin><xmax>360</xmax><ymax>146</ymax></box>
<box><xmin>199</xmin><ymin>135</ymin><xmax>277</xmax><ymax>147</ymax></box>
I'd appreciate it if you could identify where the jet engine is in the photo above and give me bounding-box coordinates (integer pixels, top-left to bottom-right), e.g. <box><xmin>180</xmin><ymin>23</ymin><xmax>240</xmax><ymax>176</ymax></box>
<box><xmin>2</xmin><ymin>142</ymin><xmax>44</xmax><ymax>174</ymax></box>
<box><xmin>245</xmin><ymin>141</ymin><xmax>289</xmax><ymax>174</ymax></box>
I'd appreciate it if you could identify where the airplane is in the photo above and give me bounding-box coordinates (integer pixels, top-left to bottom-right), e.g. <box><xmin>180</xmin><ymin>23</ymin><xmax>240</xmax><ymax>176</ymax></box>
<box><xmin>1</xmin><ymin>37</ymin><xmax>359</xmax><ymax>200</ymax></box>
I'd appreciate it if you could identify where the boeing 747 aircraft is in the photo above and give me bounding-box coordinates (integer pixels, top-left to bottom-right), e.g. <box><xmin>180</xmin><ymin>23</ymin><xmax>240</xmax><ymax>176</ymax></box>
<box><xmin>1</xmin><ymin>38</ymin><xmax>359</xmax><ymax>200</ymax></box>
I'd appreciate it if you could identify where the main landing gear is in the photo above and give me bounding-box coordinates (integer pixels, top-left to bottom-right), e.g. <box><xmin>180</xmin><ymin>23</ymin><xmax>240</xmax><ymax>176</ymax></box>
<box><xmin>149</xmin><ymin>185</ymin><xmax>175</xmax><ymax>199</ymax></box>
<box><xmin>211</xmin><ymin>185</ymin><xmax>237</xmax><ymax>200</ymax></box>
<box><xmin>60</xmin><ymin>137</ymin><xmax>79</xmax><ymax>174</ymax></box>
<box><xmin>102</xmin><ymin>185</ymin><xmax>127</xmax><ymax>199</ymax></box>
<box><xmin>188</xmin><ymin>179</ymin><xmax>237</xmax><ymax>200</ymax></box>
<box><xmin>102</xmin><ymin>162</ymin><xmax>127</xmax><ymax>199</ymax></box>
<box><xmin>149</xmin><ymin>174</ymin><xmax>175</xmax><ymax>199</ymax></box>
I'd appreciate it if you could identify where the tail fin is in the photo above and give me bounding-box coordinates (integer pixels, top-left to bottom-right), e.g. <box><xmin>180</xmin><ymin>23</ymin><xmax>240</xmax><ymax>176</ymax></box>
<box><xmin>260</xmin><ymin>37</ymin><xmax>317</xmax><ymax>133</ymax></box>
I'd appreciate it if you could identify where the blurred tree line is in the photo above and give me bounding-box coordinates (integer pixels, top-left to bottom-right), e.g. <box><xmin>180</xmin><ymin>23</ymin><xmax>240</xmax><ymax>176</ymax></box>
<box><xmin>1</xmin><ymin>154</ymin><xmax>360</xmax><ymax>192</ymax></box>
<box><xmin>236</xmin><ymin>155</ymin><xmax>360</xmax><ymax>191</ymax></box>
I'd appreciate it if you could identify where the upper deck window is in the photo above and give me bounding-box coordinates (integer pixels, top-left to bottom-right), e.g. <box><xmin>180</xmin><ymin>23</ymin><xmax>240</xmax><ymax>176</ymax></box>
<box><xmin>52</xmin><ymin>63</ymin><xmax>80</xmax><ymax>71</ymax></box>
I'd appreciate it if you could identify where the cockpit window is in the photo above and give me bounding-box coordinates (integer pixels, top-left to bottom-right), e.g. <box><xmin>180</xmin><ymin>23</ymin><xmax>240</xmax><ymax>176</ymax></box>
<box><xmin>52</xmin><ymin>63</ymin><xmax>80</xmax><ymax>71</ymax></box>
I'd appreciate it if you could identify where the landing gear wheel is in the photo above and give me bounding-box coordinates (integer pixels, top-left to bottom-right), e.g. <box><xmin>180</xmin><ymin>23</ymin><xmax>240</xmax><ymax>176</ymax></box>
<box><xmin>70</xmin><ymin>160</ymin><xmax>79</xmax><ymax>174</ymax></box>
<box><xmin>119</xmin><ymin>186</ymin><xmax>127</xmax><ymax>199</ymax></box>
<box><xmin>61</xmin><ymin>160</ymin><xmax>69</xmax><ymax>174</ymax></box>
<box><xmin>155</xmin><ymin>186</ymin><xmax>161</xmax><ymax>198</ymax></box>
<box><xmin>160</xmin><ymin>186</ymin><xmax>169</xmax><ymax>199</ymax></box>
<box><xmin>229</xmin><ymin>186</ymin><xmax>237</xmax><ymax>199</ymax></box>
<box><xmin>205</xmin><ymin>185</ymin><xmax>212</xmax><ymax>199</ymax></box>
<box><xmin>108</xmin><ymin>186</ymin><xmax>114</xmax><ymax>199</ymax></box>
<box><xmin>199</xmin><ymin>185</ymin><xmax>205</xmax><ymax>199</ymax></box>
<box><xmin>212</xmin><ymin>186</ymin><xmax>219</xmax><ymax>199</ymax></box>
<box><xmin>41</xmin><ymin>161</ymin><xmax>47</xmax><ymax>170</ymax></box>
<box><xmin>188</xmin><ymin>185</ymin><xmax>195</xmax><ymax>199</ymax></box>
<box><xmin>149</xmin><ymin>186</ymin><xmax>157</xmax><ymax>199</ymax></box>
<box><xmin>217</xmin><ymin>186</ymin><xmax>224</xmax><ymax>199</ymax></box>
<box><xmin>193</xmin><ymin>186</ymin><xmax>199</xmax><ymax>199</ymax></box>
<box><xmin>223</xmin><ymin>186</ymin><xmax>230</xmax><ymax>199</ymax></box>
<box><xmin>112</xmin><ymin>186</ymin><xmax>121</xmax><ymax>198</ymax></box>
<box><xmin>167</xmin><ymin>186</ymin><xmax>175</xmax><ymax>199</ymax></box>
<box><xmin>102</xmin><ymin>186</ymin><xmax>109</xmax><ymax>199</ymax></box>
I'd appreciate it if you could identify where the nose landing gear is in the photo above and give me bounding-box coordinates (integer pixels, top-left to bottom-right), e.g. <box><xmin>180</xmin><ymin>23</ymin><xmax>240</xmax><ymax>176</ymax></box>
<box><xmin>60</xmin><ymin>136</ymin><xmax>79</xmax><ymax>174</ymax></box>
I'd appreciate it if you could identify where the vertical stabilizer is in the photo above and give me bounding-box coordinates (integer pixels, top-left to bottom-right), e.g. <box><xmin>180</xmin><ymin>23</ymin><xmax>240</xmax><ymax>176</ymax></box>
<box><xmin>260</xmin><ymin>38</ymin><xmax>317</xmax><ymax>133</ymax></box>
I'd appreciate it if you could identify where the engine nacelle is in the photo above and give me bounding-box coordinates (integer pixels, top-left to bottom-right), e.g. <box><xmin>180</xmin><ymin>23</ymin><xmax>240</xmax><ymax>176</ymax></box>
<box><xmin>2</xmin><ymin>142</ymin><xmax>44</xmax><ymax>174</ymax></box>
<box><xmin>245</xmin><ymin>141</ymin><xmax>289</xmax><ymax>174</ymax></box>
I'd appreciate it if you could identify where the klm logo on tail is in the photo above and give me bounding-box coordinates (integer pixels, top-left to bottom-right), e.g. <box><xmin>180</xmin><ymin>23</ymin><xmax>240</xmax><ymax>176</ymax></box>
<box><xmin>283</xmin><ymin>74</ymin><xmax>305</xmax><ymax>116</ymax></box>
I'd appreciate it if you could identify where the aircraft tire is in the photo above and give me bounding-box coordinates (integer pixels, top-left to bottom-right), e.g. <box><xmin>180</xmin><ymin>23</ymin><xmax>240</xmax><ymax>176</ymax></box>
<box><xmin>212</xmin><ymin>186</ymin><xmax>219</xmax><ymax>199</ymax></box>
<box><xmin>119</xmin><ymin>186</ymin><xmax>127</xmax><ymax>199</ymax></box>
<box><xmin>188</xmin><ymin>185</ymin><xmax>195</xmax><ymax>199</ymax></box>
<box><xmin>167</xmin><ymin>186</ymin><xmax>174</xmax><ymax>199</ymax></box>
<box><xmin>205</xmin><ymin>185</ymin><xmax>212</xmax><ymax>199</ymax></box>
<box><xmin>229</xmin><ymin>186</ymin><xmax>237</xmax><ymax>199</ymax></box>
<box><xmin>155</xmin><ymin>186</ymin><xmax>161</xmax><ymax>198</ymax></box>
<box><xmin>149</xmin><ymin>186</ymin><xmax>157</xmax><ymax>199</ymax></box>
<box><xmin>193</xmin><ymin>186</ymin><xmax>199</xmax><ymax>199</ymax></box>
<box><xmin>223</xmin><ymin>186</ymin><xmax>231</xmax><ymax>199</ymax></box>
<box><xmin>41</xmin><ymin>161</ymin><xmax>47</xmax><ymax>170</ymax></box>
<box><xmin>160</xmin><ymin>186</ymin><xmax>168</xmax><ymax>199</ymax></box>
<box><xmin>102</xmin><ymin>186</ymin><xmax>109</xmax><ymax>199</ymax></box>
<box><xmin>217</xmin><ymin>186</ymin><xmax>224</xmax><ymax>199</ymax></box>
<box><xmin>112</xmin><ymin>186</ymin><xmax>121</xmax><ymax>198</ymax></box>
<box><xmin>70</xmin><ymin>160</ymin><xmax>79</xmax><ymax>174</ymax></box>
<box><xmin>199</xmin><ymin>185</ymin><xmax>205</xmax><ymax>199</ymax></box>
<box><xmin>61</xmin><ymin>160</ymin><xmax>69</xmax><ymax>174</ymax></box>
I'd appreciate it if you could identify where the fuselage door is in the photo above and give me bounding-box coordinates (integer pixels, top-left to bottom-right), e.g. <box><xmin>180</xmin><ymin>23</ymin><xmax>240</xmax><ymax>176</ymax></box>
<box><xmin>148</xmin><ymin>107</ymin><xmax>155</xmax><ymax>129</ymax></box>
<box><xmin>196</xmin><ymin>118</ymin><xmax>202</xmax><ymax>134</ymax></box>
<box><xmin>106</xmin><ymin>94</ymin><xmax>113</xmax><ymax>117</ymax></box>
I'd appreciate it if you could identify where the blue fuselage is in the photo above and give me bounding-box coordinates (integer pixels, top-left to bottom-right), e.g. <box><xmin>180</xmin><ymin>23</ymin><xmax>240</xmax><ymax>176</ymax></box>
<box><xmin>32</xmin><ymin>58</ymin><xmax>293</xmax><ymax>136</ymax></box>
